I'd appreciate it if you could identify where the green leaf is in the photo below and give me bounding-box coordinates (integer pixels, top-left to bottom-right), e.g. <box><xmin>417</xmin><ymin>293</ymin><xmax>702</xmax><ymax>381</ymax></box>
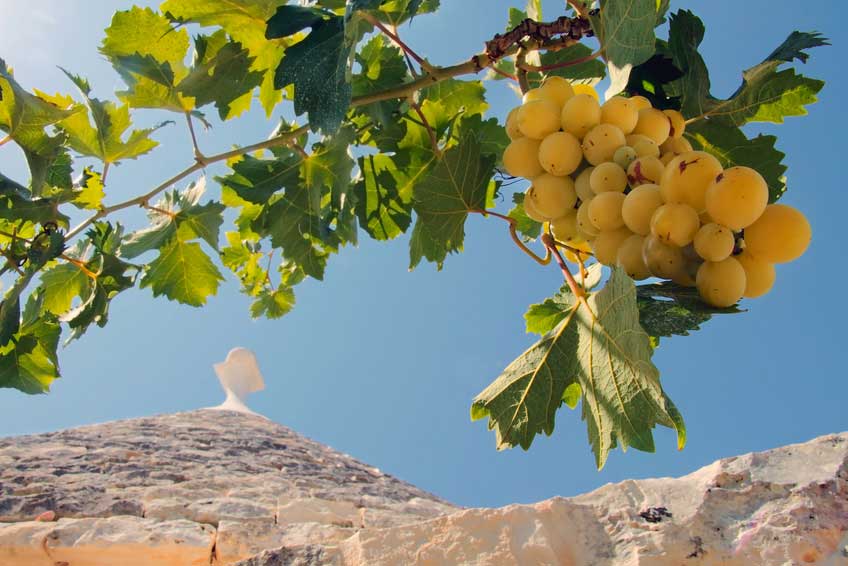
<box><xmin>594</xmin><ymin>0</ymin><xmax>658</xmax><ymax>96</ymax></box>
<box><xmin>625</xmin><ymin>52</ymin><xmax>683</xmax><ymax>110</ymax></box>
<box><xmin>176</xmin><ymin>201</ymin><xmax>225</xmax><ymax>250</ymax></box>
<box><xmin>409</xmin><ymin>132</ymin><xmax>496</xmax><ymax>269</ymax></box>
<box><xmin>39</xmin><ymin>264</ymin><xmax>92</xmax><ymax>316</ymax></box>
<box><xmin>0</xmin><ymin>310</ymin><xmax>61</xmax><ymax>394</ymax></box>
<box><xmin>354</xmin><ymin>154</ymin><xmax>413</xmax><ymax>241</ymax></box>
<box><xmin>539</xmin><ymin>44</ymin><xmax>606</xmax><ymax>82</ymax></box>
<box><xmin>507</xmin><ymin>192</ymin><xmax>542</xmax><ymax>243</ymax></box>
<box><xmin>351</xmin><ymin>35</ymin><xmax>407</xmax><ymax>125</ymax></box>
<box><xmin>303</xmin><ymin>127</ymin><xmax>357</xmax><ymax>245</ymax></box>
<box><xmin>636</xmin><ymin>282</ymin><xmax>742</xmax><ymax>340</ymax></box>
<box><xmin>372</xmin><ymin>0</ymin><xmax>440</xmax><ymax>27</ymax></box>
<box><xmin>72</xmin><ymin>168</ymin><xmax>105</xmax><ymax>210</ymax></box>
<box><xmin>524</xmin><ymin>286</ymin><xmax>571</xmax><ymax>336</ymax></box>
<box><xmin>216</xmin><ymin>153</ymin><xmax>302</xmax><ymax>205</ymax></box>
<box><xmin>250</xmin><ymin>287</ymin><xmax>296</xmax><ymax>319</ymax></box>
<box><xmin>140</xmin><ymin>239</ymin><xmax>223</xmax><ymax>307</ymax></box>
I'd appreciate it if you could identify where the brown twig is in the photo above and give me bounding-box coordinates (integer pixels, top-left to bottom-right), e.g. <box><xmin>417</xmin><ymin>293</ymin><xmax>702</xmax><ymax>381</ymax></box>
<box><xmin>484</xmin><ymin>15</ymin><xmax>593</xmax><ymax>61</ymax></box>
<box><xmin>0</xmin><ymin>135</ymin><xmax>11</xmax><ymax>148</ymax></box>
<box><xmin>542</xmin><ymin>232</ymin><xmax>585</xmax><ymax>298</ymax></box>
<box><xmin>361</xmin><ymin>12</ymin><xmax>435</xmax><ymax>75</ymax></box>
<box><xmin>488</xmin><ymin>64</ymin><xmax>518</xmax><ymax>81</ymax></box>
<box><xmin>471</xmin><ymin>209</ymin><xmax>551</xmax><ymax>266</ymax></box>
<box><xmin>516</xmin><ymin>47</ymin><xmax>531</xmax><ymax>94</ymax></box>
<box><xmin>101</xmin><ymin>162</ymin><xmax>111</xmax><ymax>185</ymax></box>
<box><xmin>185</xmin><ymin>113</ymin><xmax>207</xmax><ymax>165</ymax></box>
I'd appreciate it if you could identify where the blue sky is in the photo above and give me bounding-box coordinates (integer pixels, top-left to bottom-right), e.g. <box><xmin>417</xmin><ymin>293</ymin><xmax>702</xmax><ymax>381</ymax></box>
<box><xmin>0</xmin><ymin>0</ymin><xmax>845</xmax><ymax>508</ymax></box>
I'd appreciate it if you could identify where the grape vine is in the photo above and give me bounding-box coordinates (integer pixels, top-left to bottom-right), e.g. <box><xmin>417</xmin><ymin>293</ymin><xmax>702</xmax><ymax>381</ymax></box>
<box><xmin>0</xmin><ymin>0</ymin><xmax>826</xmax><ymax>468</ymax></box>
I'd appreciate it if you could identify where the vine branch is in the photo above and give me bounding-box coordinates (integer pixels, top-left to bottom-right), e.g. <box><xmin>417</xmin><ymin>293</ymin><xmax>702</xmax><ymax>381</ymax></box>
<box><xmin>542</xmin><ymin>232</ymin><xmax>585</xmax><ymax>299</ymax></box>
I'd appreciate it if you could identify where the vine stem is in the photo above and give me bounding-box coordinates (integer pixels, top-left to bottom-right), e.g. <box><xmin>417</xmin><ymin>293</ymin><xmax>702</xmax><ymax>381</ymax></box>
<box><xmin>518</xmin><ymin>49</ymin><xmax>602</xmax><ymax>73</ymax></box>
<box><xmin>488</xmin><ymin>64</ymin><xmax>518</xmax><ymax>81</ymax></box>
<box><xmin>361</xmin><ymin>12</ymin><xmax>435</xmax><ymax>75</ymax></box>
<box><xmin>542</xmin><ymin>232</ymin><xmax>585</xmax><ymax>299</ymax></box>
<box><xmin>101</xmin><ymin>162</ymin><xmax>111</xmax><ymax>185</ymax></box>
<box><xmin>185</xmin><ymin>112</ymin><xmax>207</xmax><ymax>164</ymax></box>
<box><xmin>0</xmin><ymin>135</ymin><xmax>10</xmax><ymax>148</ymax></box>
<box><xmin>60</xmin><ymin>254</ymin><xmax>98</xmax><ymax>279</ymax></box>
<box><xmin>470</xmin><ymin>209</ymin><xmax>550</xmax><ymax>266</ymax></box>
<box><xmin>411</xmin><ymin>101</ymin><xmax>441</xmax><ymax>157</ymax></box>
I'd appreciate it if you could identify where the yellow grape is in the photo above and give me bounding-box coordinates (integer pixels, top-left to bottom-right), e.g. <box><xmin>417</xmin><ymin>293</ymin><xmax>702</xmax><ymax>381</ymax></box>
<box><xmin>659</xmin><ymin>152</ymin><xmax>676</xmax><ymax>166</ymax></box>
<box><xmin>632</xmin><ymin>108</ymin><xmax>671</xmax><ymax>145</ymax></box>
<box><xmin>736</xmin><ymin>252</ymin><xmax>776</xmax><ymax>298</ymax></box>
<box><xmin>613</xmin><ymin>146</ymin><xmax>638</xmax><ymax>169</ymax></box>
<box><xmin>629</xmin><ymin>95</ymin><xmax>651</xmax><ymax>110</ymax></box>
<box><xmin>539</xmin><ymin>76</ymin><xmax>574</xmax><ymax>108</ymax></box>
<box><xmin>627</xmin><ymin>156</ymin><xmax>664</xmax><ymax>187</ymax></box>
<box><xmin>561</xmin><ymin>94</ymin><xmax>601</xmax><ymax>139</ymax></box>
<box><xmin>625</xmin><ymin>134</ymin><xmax>660</xmax><ymax>158</ymax></box>
<box><xmin>528</xmin><ymin>173</ymin><xmax>577</xmax><ymax>219</ymax></box>
<box><xmin>581</xmin><ymin>124</ymin><xmax>626</xmax><ymax>165</ymax></box>
<box><xmin>705</xmin><ymin>166</ymin><xmax>768</xmax><ymax>230</ymax></box>
<box><xmin>617</xmin><ymin>234</ymin><xmax>651</xmax><ymax>280</ymax></box>
<box><xmin>693</xmin><ymin>223</ymin><xmax>735</xmax><ymax>262</ymax></box>
<box><xmin>505</xmin><ymin>107</ymin><xmax>523</xmax><ymax>140</ymax></box>
<box><xmin>660</xmin><ymin>151</ymin><xmax>724</xmax><ymax>211</ymax></box>
<box><xmin>564</xmin><ymin>239</ymin><xmax>593</xmax><ymax>263</ymax></box>
<box><xmin>660</xmin><ymin>136</ymin><xmax>693</xmax><ymax>155</ymax></box>
<box><xmin>743</xmin><ymin>204</ymin><xmax>811</xmax><ymax>263</ymax></box>
<box><xmin>622</xmin><ymin>183</ymin><xmax>663</xmax><ymax>235</ymax></box>
<box><xmin>577</xmin><ymin>200</ymin><xmax>600</xmax><ymax>238</ymax></box>
<box><xmin>672</xmin><ymin>268</ymin><xmax>698</xmax><ymax>288</ymax></box>
<box><xmin>590</xmin><ymin>162</ymin><xmax>628</xmax><ymax>194</ymax></box>
<box><xmin>503</xmin><ymin>137</ymin><xmax>543</xmax><ymax>178</ymax></box>
<box><xmin>643</xmin><ymin>235</ymin><xmax>685</xmax><ymax>279</ymax></box>
<box><xmin>696</xmin><ymin>257</ymin><xmax>746</xmax><ymax>307</ymax></box>
<box><xmin>574</xmin><ymin>167</ymin><xmax>595</xmax><ymax>203</ymax></box>
<box><xmin>663</xmin><ymin>109</ymin><xmax>686</xmax><ymax>139</ymax></box>
<box><xmin>538</xmin><ymin>131</ymin><xmax>582</xmax><ymax>176</ymax></box>
<box><xmin>593</xmin><ymin>228</ymin><xmax>633</xmax><ymax>266</ymax></box>
<box><xmin>522</xmin><ymin>88</ymin><xmax>544</xmax><ymax>104</ymax></box>
<box><xmin>518</xmin><ymin>99</ymin><xmax>561</xmax><ymax>140</ymax></box>
<box><xmin>588</xmin><ymin>191</ymin><xmax>626</xmax><ymax>231</ymax></box>
<box><xmin>523</xmin><ymin>188</ymin><xmax>546</xmax><ymax>222</ymax></box>
<box><xmin>572</xmin><ymin>83</ymin><xmax>599</xmax><ymax>101</ymax></box>
<box><xmin>551</xmin><ymin>212</ymin><xmax>579</xmax><ymax>241</ymax></box>
<box><xmin>651</xmin><ymin>203</ymin><xmax>700</xmax><ymax>247</ymax></box>
<box><xmin>600</xmin><ymin>97</ymin><xmax>639</xmax><ymax>134</ymax></box>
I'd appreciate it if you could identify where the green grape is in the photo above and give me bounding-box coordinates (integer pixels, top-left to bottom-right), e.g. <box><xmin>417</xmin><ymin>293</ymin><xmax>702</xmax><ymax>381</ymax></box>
<box><xmin>523</xmin><ymin>188</ymin><xmax>546</xmax><ymax>222</ymax></box>
<box><xmin>628</xmin><ymin>95</ymin><xmax>651</xmax><ymax>110</ymax></box>
<box><xmin>528</xmin><ymin>174</ymin><xmax>577</xmax><ymax>219</ymax></box>
<box><xmin>590</xmin><ymin>162</ymin><xmax>628</xmax><ymax>194</ymax></box>
<box><xmin>581</xmin><ymin>124</ymin><xmax>626</xmax><ymax>165</ymax></box>
<box><xmin>617</xmin><ymin>234</ymin><xmax>651</xmax><ymax>280</ymax></box>
<box><xmin>613</xmin><ymin>146</ymin><xmax>638</xmax><ymax>170</ymax></box>
<box><xmin>696</xmin><ymin>257</ymin><xmax>747</xmax><ymax>307</ymax></box>
<box><xmin>538</xmin><ymin>131</ymin><xmax>582</xmax><ymax>176</ymax></box>
<box><xmin>600</xmin><ymin>97</ymin><xmax>638</xmax><ymax>134</ymax></box>
<box><xmin>572</xmin><ymin>83</ymin><xmax>599</xmax><ymax>101</ymax></box>
<box><xmin>503</xmin><ymin>138</ymin><xmax>543</xmax><ymax>178</ymax></box>
<box><xmin>743</xmin><ymin>204</ymin><xmax>811</xmax><ymax>263</ymax></box>
<box><xmin>643</xmin><ymin>235</ymin><xmax>685</xmax><ymax>279</ymax></box>
<box><xmin>663</xmin><ymin>109</ymin><xmax>686</xmax><ymax>139</ymax></box>
<box><xmin>506</xmin><ymin>107</ymin><xmax>523</xmax><ymax>140</ymax></box>
<box><xmin>622</xmin><ymin>184</ymin><xmax>663</xmax><ymax>235</ymax></box>
<box><xmin>561</xmin><ymin>94</ymin><xmax>601</xmax><ymax>139</ymax></box>
<box><xmin>660</xmin><ymin>151</ymin><xmax>723</xmax><ymax>212</ymax></box>
<box><xmin>577</xmin><ymin>200</ymin><xmax>600</xmax><ymax>238</ymax></box>
<box><xmin>705</xmin><ymin>166</ymin><xmax>769</xmax><ymax>230</ymax></box>
<box><xmin>539</xmin><ymin>76</ymin><xmax>574</xmax><ymax>108</ymax></box>
<box><xmin>693</xmin><ymin>223</ymin><xmax>735</xmax><ymax>262</ymax></box>
<box><xmin>588</xmin><ymin>191</ymin><xmax>626</xmax><ymax>231</ymax></box>
<box><xmin>625</xmin><ymin>134</ymin><xmax>660</xmax><ymax>158</ymax></box>
<box><xmin>593</xmin><ymin>228</ymin><xmax>632</xmax><ymax>265</ymax></box>
<box><xmin>518</xmin><ymin>99</ymin><xmax>561</xmax><ymax>139</ymax></box>
<box><xmin>551</xmin><ymin>212</ymin><xmax>579</xmax><ymax>241</ymax></box>
<box><xmin>632</xmin><ymin>108</ymin><xmax>670</xmax><ymax>145</ymax></box>
<box><xmin>626</xmin><ymin>156</ymin><xmax>664</xmax><ymax>187</ymax></box>
<box><xmin>651</xmin><ymin>203</ymin><xmax>700</xmax><ymax>247</ymax></box>
<box><xmin>574</xmin><ymin>167</ymin><xmax>595</xmax><ymax>203</ymax></box>
<box><xmin>736</xmin><ymin>252</ymin><xmax>776</xmax><ymax>298</ymax></box>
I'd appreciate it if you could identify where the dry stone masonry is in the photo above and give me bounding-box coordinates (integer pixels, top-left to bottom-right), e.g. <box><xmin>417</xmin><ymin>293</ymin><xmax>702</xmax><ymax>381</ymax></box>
<box><xmin>0</xmin><ymin>410</ymin><xmax>846</xmax><ymax>564</ymax></box>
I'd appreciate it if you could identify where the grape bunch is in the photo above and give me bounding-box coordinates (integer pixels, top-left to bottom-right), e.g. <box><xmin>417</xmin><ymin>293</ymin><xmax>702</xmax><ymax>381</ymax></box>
<box><xmin>502</xmin><ymin>77</ymin><xmax>811</xmax><ymax>308</ymax></box>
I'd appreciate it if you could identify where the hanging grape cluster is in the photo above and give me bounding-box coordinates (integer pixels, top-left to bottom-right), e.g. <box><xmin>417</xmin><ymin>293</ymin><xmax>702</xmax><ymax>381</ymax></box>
<box><xmin>502</xmin><ymin>77</ymin><xmax>811</xmax><ymax>307</ymax></box>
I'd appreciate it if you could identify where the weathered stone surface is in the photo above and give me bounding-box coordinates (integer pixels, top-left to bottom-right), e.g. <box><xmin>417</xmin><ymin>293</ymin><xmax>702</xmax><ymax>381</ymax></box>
<box><xmin>217</xmin><ymin>521</ymin><xmax>353</xmax><ymax>564</ymax></box>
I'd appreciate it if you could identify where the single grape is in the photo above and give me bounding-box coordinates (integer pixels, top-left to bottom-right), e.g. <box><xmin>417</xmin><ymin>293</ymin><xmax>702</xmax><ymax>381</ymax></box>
<box><xmin>622</xmin><ymin>184</ymin><xmax>663</xmax><ymax>235</ymax></box>
<box><xmin>696</xmin><ymin>257</ymin><xmax>747</xmax><ymax>307</ymax></box>
<box><xmin>562</xmin><ymin>94</ymin><xmax>601</xmax><ymax>139</ymax></box>
<box><xmin>613</xmin><ymin>146</ymin><xmax>638</xmax><ymax>170</ymax></box>
<box><xmin>617</xmin><ymin>234</ymin><xmax>651</xmax><ymax>280</ymax></box>
<box><xmin>705</xmin><ymin>166</ymin><xmax>769</xmax><ymax>230</ymax></box>
<box><xmin>659</xmin><ymin>152</ymin><xmax>676</xmax><ymax>166</ymax></box>
<box><xmin>660</xmin><ymin>151</ymin><xmax>724</xmax><ymax>211</ymax></box>
<box><xmin>588</xmin><ymin>191</ymin><xmax>626</xmax><ymax>231</ymax></box>
<box><xmin>539</xmin><ymin>76</ymin><xmax>574</xmax><ymax>107</ymax></box>
<box><xmin>518</xmin><ymin>99</ymin><xmax>561</xmax><ymax>140</ymax></box>
<box><xmin>651</xmin><ymin>203</ymin><xmax>700</xmax><ymax>247</ymax></box>
<box><xmin>574</xmin><ymin>167</ymin><xmax>595</xmax><ymax>203</ymax></box>
<box><xmin>581</xmin><ymin>124</ymin><xmax>626</xmax><ymax>165</ymax></box>
<box><xmin>505</xmin><ymin>107</ymin><xmax>523</xmax><ymax>140</ymax></box>
<box><xmin>551</xmin><ymin>212</ymin><xmax>579</xmax><ymax>241</ymax></box>
<box><xmin>632</xmin><ymin>108</ymin><xmax>671</xmax><ymax>145</ymax></box>
<box><xmin>625</xmin><ymin>134</ymin><xmax>660</xmax><ymax>158</ymax></box>
<box><xmin>590</xmin><ymin>162</ymin><xmax>628</xmax><ymax>194</ymax></box>
<box><xmin>643</xmin><ymin>235</ymin><xmax>685</xmax><ymax>279</ymax></box>
<box><xmin>577</xmin><ymin>200</ymin><xmax>600</xmax><ymax>238</ymax></box>
<box><xmin>693</xmin><ymin>223</ymin><xmax>735</xmax><ymax>262</ymax></box>
<box><xmin>523</xmin><ymin>189</ymin><xmax>546</xmax><ymax>222</ymax></box>
<box><xmin>528</xmin><ymin>173</ymin><xmax>577</xmax><ymax>219</ymax></box>
<box><xmin>743</xmin><ymin>204</ymin><xmax>811</xmax><ymax>263</ymax></box>
<box><xmin>600</xmin><ymin>97</ymin><xmax>639</xmax><ymax>134</ymax></box>
<box><xmin>736</xmin><ymin>252</ymin><xmax>776</xmax><ymax>298</ymax></box>
<box><xmin>564</xmin><ymin>239</ymin><xmax>593</xmax><ymax>263</ymax></box>
<box><xmin>628</xmin><ymin>95</ymin><xmax>651</xmax><ymax>110</ymax></box>
<box><xmin>572</xmin><ymin>83</ymin><xmax>599</xmax><ymax>101</ymax></box>
<box><xmin>663</xmin><ymin>109</ymin><xmax>686</xmax><ymax>139</ymax></box>
<box><xmin>660</xmin><ymin>136</ymin><xmax>693</xmax><ymax>155</ymax></box>
<box><xmin>627</xmin><ymin>156</ymin><xmax>664</xmax><ymax>187</ymax></box>
<box><xmin>593</xmin><ymin>228</ymin><xmax>633</xmax><ymax>266</ymax></box>
<box><xmin>522</xmin><ymin>88</ymin><xmax>544</xmax><ymax>104</ymax></box>
<box><xmin>503</xmin><ymin>137</ymin><xmax>543</xmax><ymax>178</ymax></box>
<box><xmin>538</xmin><ymin>131</ymin><xmax>582</xmax><ymax>176</ymax></box>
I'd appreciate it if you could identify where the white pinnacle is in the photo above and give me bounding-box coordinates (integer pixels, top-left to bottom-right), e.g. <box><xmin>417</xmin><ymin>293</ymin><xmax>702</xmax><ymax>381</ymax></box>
<box><xmin>207</xmin><ymin>347</ymin><xmax>266</xmax><ymax>417</ymax></box>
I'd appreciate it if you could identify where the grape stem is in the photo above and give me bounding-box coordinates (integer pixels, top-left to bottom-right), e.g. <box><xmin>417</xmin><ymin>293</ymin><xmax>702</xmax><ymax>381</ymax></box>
<box><xmin>517</xmin><ymin>49</ymin><xmax>603</xmax><ymax>73</ymax></box>
<box><xmin>361</xmin><ymin>12</ymin><xmax>436</xmax><ymax>76</ymax></box>
<box><xmin>471</xmin><ymin>209</ymin><xmax>551</xmax><ymax>266</ymax></box>
<box><xmin>184</xmin><ymin>112</ymin><xmax>207</xmax><ymax>166</ymax></box>
<box><xmin>410</xmin><ymin>100</ymin><xmax>442</xmax><ymax>158</ymax></box>
<box><xmin>542</xmin><ymin>232</ymin><xmax>585</xmax><ymax>299</ymax></box>
<box><xmin>516</xmin><ymin>47</ymin><xmax>531</xmax><ymax>94</ymax></box>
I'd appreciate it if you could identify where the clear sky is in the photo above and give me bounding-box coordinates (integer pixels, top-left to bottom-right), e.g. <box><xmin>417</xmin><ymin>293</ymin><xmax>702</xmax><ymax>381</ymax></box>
<box><xmin>0</xmin><ymin>0</ymin><xmax>845</xmax><ymax>509</ymax></box>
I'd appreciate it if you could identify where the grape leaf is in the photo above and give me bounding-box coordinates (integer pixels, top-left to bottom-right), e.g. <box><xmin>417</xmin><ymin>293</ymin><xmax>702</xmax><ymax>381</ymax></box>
<box><xmin>303</xmin><ymin>127</ymin><xmax>357</xmax><ymax>245</ymax></box>
<box><xmin>72</xmin><ymin>168</ymin><xmax>105</xmax><ymax>211</ymax></box>
<box><xmin>0</xmin><ymin>306</ymin><xmax>61</xmax><ymax>394</ymax></box>
<box><xmin>594</xmin><ymin>0</ymin><xmax>658</xmax><ymax>97</ymax></box>
<box><xmin>216</xmin><ymin>153</ymin><xmax>302</xmax><ymax>205</ymax></box>
<box><xmin>140</xmin><ymin>239</ymin><xmax>223</xmax><ymax>307</ymax></box>
<box><xmin>372</xmin><ymin>0</ymin><xmax>440</xmax><ymax>26</ymax></box>
<box><xmin>250</xmin><ymin>287</ymin><xmax>296</xmax><ymax>319</ymax></box>
<box><xmin>351</xmin><ymin>35</ymin><xmax>408</xmax><ymax>126</ymax></box>
<box><xmin>474</xmin><ymin>269</ymin><xmax>684</xmax><ymax>468</ymax></box>
<box><xmin>409</xmin><ymin>132</ymin><xmax>496</xmax><ymax>269</ymax></box>
<box><xmin>636</xmin><ymin>282</ymin><xmax>742</xmax><ymax>340</ymax></box>
<box><xmin>538</xmin><ymin>44</ymin><xmax>606</xmax><ymax>82</ymax></box>
<box><xmin>625</xmin><ymin>52</ymin><xmax>683</xmax><ymax>110</ymax></box>
<box><xmin>354</xmin><ymin>154</ymin><xmax>413</xmax><ymax>241</ymax></box>
<box><xmin>39</xmin><ymin>263</ymin><xmax>92</xmax><ymax>316</ymax></box>
<box><xmin>507</xmin><ymin>192</ymin><xmax>542</xmax><ymax>243</ymax></box>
